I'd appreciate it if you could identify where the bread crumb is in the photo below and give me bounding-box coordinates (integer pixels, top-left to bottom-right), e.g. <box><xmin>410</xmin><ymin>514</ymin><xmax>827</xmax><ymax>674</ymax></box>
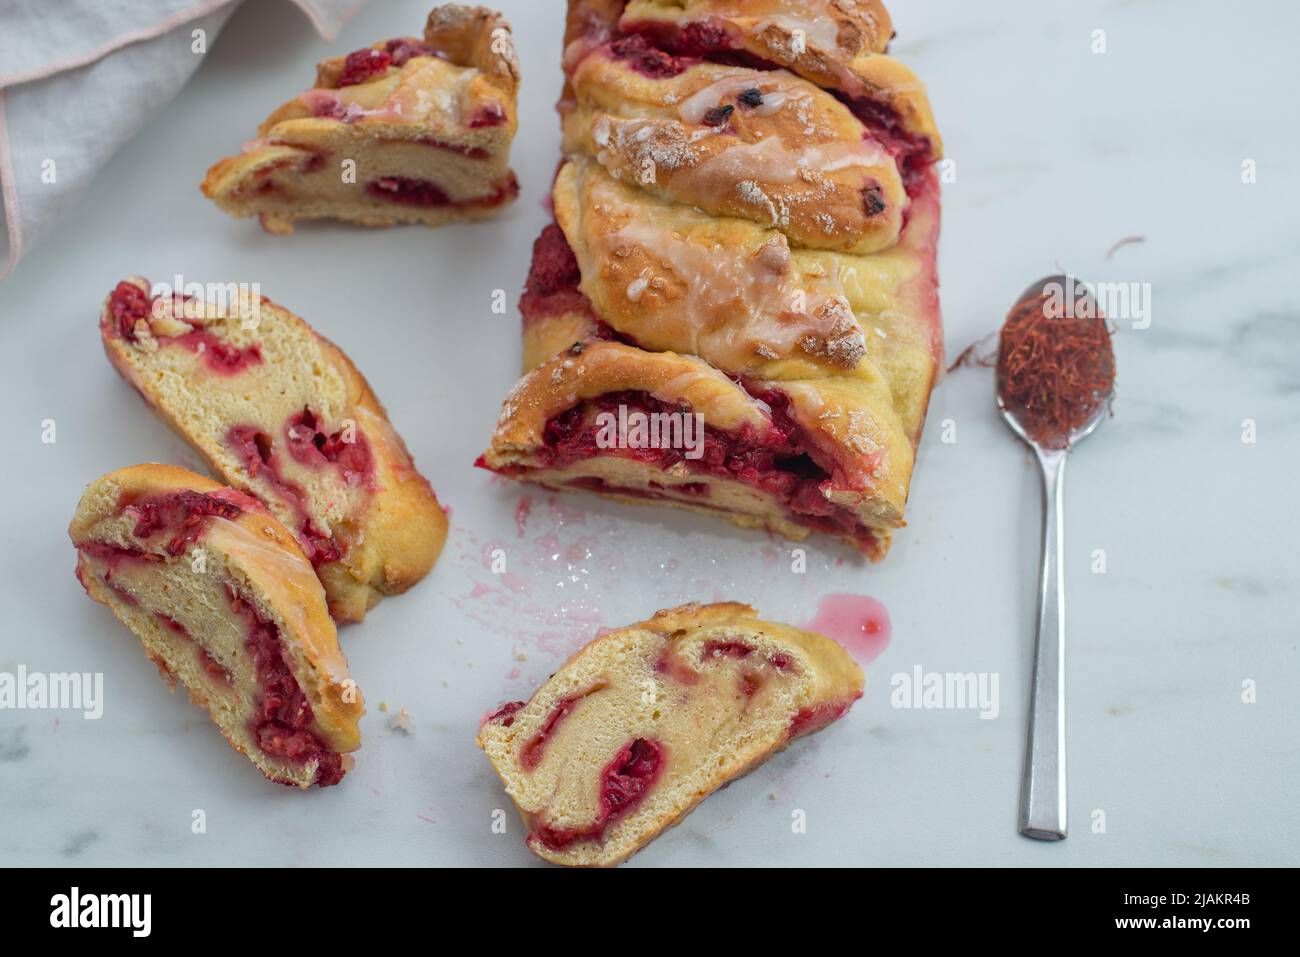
<box><xmin>389</xmin><ymin>708</ymin><xmax>415</xmax><ymax>735</ymax></box>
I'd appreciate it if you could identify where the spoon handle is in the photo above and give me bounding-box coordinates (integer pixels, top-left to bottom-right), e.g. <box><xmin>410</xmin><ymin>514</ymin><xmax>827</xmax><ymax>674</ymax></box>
<box><xmin>1019</xmin><ymin>447</ymin><xmax>1068</xmax><ymax>840</ymax></box>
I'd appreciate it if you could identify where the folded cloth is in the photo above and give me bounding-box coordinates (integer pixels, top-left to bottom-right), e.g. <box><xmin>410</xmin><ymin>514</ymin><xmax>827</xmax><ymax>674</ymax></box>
<box><xmin>0</xmin><ymin>0</ymin><xmax>367</xmax><ymax>280</ymax></box>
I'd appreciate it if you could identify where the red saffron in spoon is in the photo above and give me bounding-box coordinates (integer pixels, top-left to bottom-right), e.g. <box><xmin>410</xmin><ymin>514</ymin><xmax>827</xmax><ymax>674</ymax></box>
<box><xmin>996</xmin><ymin>281</ymin><xmax>1116</xmax><ymax>449</ymax></box>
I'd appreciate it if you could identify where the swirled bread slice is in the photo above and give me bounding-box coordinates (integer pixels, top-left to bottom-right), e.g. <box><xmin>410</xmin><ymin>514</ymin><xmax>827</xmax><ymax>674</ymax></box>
<box><xmin>478</xmin><ymin>602</ymin><xmax>864</xmax><ymax>865</ymax></box>
<box><xmin>100</xmin><ymin>276</ymin><xmax>447</xmax><ymax>622</ymax></box>
<box><xmin>202</xmin><ymin>5</ymin><xmax>519</xmax><ymax>233</ymax></box>
<box><xmin>71</xmin><ymin>465</ymin><xmax>364</xmax><ymax>788</ymax></box>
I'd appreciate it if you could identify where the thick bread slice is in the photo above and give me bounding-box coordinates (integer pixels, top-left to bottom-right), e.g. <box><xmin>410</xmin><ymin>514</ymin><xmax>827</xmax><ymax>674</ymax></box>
<box><xmin>100</xmin><ymin>276</ymin><xmax>447</xmax><ymax>622</ymax></box>
<box><xmin>70</xmin><ymin>464</ymin><xmax>364</xmax><ymax>788</ymax></box>
<box><xmin>478</xmin><ymin>601</ymin><xmax>864</xmax><ymax>865</ymax></box>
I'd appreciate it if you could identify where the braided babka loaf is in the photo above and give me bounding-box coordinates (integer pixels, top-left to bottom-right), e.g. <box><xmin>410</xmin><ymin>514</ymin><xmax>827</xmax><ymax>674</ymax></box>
<box><xmin>478</xmin><ymin>0</ymin><xmax>942</xmax><ymax>558</ymax></box>
<box><xmin>202</xmin><ymin>5</ymin><xmax>519</xmax><ymax>233</ymax></box>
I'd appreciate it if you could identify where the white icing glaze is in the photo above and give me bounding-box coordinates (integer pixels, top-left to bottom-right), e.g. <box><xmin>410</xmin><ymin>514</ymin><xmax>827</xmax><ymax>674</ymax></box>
<box><xmin>677</xmin><ymin>73</ymin><xmax>806</xmax><ymax>125</ymax></box>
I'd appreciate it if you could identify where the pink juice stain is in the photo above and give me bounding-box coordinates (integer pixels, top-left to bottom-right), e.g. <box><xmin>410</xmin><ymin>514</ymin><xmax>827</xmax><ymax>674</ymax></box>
<box><xmin>805</xmin><ymin>593</ymin><xmax>891</xmax><ymax>663</ymax></box>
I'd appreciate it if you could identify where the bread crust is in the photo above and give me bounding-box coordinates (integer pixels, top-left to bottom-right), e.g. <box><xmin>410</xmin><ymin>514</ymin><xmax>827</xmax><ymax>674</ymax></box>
<box><xmin>70</xmin><ymin>464</ymin><xmax>364</xmax><ymax>786</ymax></box>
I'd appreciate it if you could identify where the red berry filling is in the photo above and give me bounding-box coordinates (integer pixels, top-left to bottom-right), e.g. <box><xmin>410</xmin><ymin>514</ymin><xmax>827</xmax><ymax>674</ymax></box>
<box><xmin>157</xmin><ymin>613</ymin><xmax>233</xmax><ymax>686</ymax></box>
<box><xmin>226</xmin><ymin>425</ymin><xmax>343</xmax><ymax>566</ymax></box>
<box><xmin>531</xmin><ymin>737</ymin><xmax>665</xmax><ymax>850</ymax></box>
<box><xmin>384</xmin><ymin>37</ymin><xmax>437</xmax><ymax>66</ymax></box>
<box><xmin>518</xmin><ymin>222</ymin><xmax>594</xmax><ymax>324</ymax></box>
<box><xmin>519</xmin><ymin>691</ymin><xmax>588</xmax><ymax>771</ymax></box>
<box><xmin>364</xmin><ymin>175</ymin><xmax>518</xmax><ymax>208</ymax></box>
<box><xmin>518</xmin><ymin>390</ymin><xmax>877</xmax><ymax>546</ymax></box>
<box><xmin>126</xmin><ymin>489</ymin><xmax>246</xmax><ymax>556</ymax></box>
<box><xmin>227</xmin><ymin>585</ymin><xmax>344</xmax><ymax>786</ymax></box>
<box><xmin>468</xmin><ymin>103</ymin><xmax>506</xmax><ymax>128</ymax></box>
<box><xmin>338</xmin><ymin>47</ymin><xmax>392</xmax><ymax>87</ymax></box>
<box><xmin>788</xmin><ymin>695</ymin><xmax>861</xmax><ymax>739</ymax></box>
<box><xmin>172</xmin><ymin>328</ymin><xmax>263</xmax><ymax>375</ymax></box>
<box><xmin>484</xmin><ymin>700</ymin><xmax>526</xmax><ymax>728</ymax></box>
<box><xmin>284</xmin><ymin>407</ymin><xmax>375</xmax><ymax>490</ymax></box>
<box><xmin>607</xmin><ymin>34</ymin><xmax>695</xmax><ymax>78</ymax></box>
<box><xmin>107</xmin><ymin>282</ymin><xmax>150</xmax><ymax>341</ymax></box>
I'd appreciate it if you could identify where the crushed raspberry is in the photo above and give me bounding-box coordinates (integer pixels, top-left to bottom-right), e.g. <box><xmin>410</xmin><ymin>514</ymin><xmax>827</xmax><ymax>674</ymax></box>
<box><xmin>127</xmin><ymin>490</ymin><xmax>244</xmax><ymax>556</ymax></box>
<box><xmin>364</xmin><ymin>176</ymin><xmax>518</xmax><ymax>208</ymax></box>
<box><xmin>532</xmin><ymin>738</ymin><xmax>664</xmax><ymax>850</ymax></box>
<box><xmin>788</xmin><ymin>696</ymin><xmax>860</xmax><ymax>739</ymax></box>
<box><xmin>384</xmin><ymin>37</ymin><xmax>436</xmax><ymax>66</ymax></box>
<box><xmin>157</xmin><ymin>613</ymin><xmax>233</xmax><ymax>685</ymax></box>
<box><xmin>107</xmin><ymin>282</ymin><xmax>151</xmax><ymax>341</ymax></box>
<box><xmin>518</xmin><ymin>222</ymin><xmax>594</xmax><ymax>324</ymax></box>
<box><xmin>484</xmin><ymin>700</ymin><xmax>526</xmax><ymax>727</ymax></box>
<box><xmin>607</xmin><ymin>34</ymin><xmax>694</xmax><ymax>78</ymax></box>
<box><xmin>624</xmin><ymin>19</ymin><xmax>734</xmax><ymax>58</ymax></box>
<box><xmin>173</xmin><ymin>329</ymin><xmax>262</xmax><ymax>375</ymax></box>
<box><xmin>229</xmin><ymin>584</ymin><xmax>344</xmax><ymax>786</ymax></box>
<box><xmin>468</xmin><ymin>103</ymin><xmax>506</xmax><ymax>128</ymax></box>
<box><xmin>510</xmin><ymin>389</ymin><xmax>879</xmax><ymax>548</ymax></box>
<box><xmin>338</xmin><ymin>47</ymin><xmax>392</xmax><ymax>87</ymax></box>
<box><xmin>703</xmin><ymin>639</ymin><xmax>753</xmax><ymax>660</ymax></box>
<box><xmin>227</xmin><ymin>425</ymin><xmax>344</xmax><ymax>567</ymax></box>
<box><xmin>284</xmin><ymin>407</ymin><xmax>374</xmax><ymax>490</ymax></box>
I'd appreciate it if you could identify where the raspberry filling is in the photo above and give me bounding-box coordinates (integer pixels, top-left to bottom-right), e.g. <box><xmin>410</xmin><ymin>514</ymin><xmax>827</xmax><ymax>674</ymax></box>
<box><xmin>126</xmin><ymin>489</ymin><xmax>246</xmax><ymax>556</ymax></box>
<box><xmin>364</xmin><ymin>175</ymin><xmax>518</xmax><ymax>207</ymax></box>
<box><xmin>227</xmin><ymin>425</ymin><xmax>344</xmax><ymax>566</ymax></box>
<box><xmin>107</xmin><ymin>281</ymin><xmax>150</xmax><ymax>341</ymax></box>
<box><xmin>606</xmin><ymin>34</ymin><xmax>696</xmax><ymax>78</ymax></box>
<box><xmin>284</xmin><ymin>408</ymin><xmax>375</xmax><ymax>490</ymax></box>
<box><xmin>338</xmin><ymin>47</ymin><xmax>392</xmax><ymax>87</ymax></box>
<box><xmin>519</xmin><ymin>690</ymin><xmax>593</xmax><ymax>771</ymax></box>
<box><xmin>531</xmin><ymin>737</ymin><xmax>665</xmax><ymax>851</ymax></box>
<box><xmin>171</xmin><ymin>328</ymin><xmax>263</xmax><ymax>375</ymax></box>
<box><xmin>227</xmin><ymin>585</ymin><xmax>344</xmax><ymax>787</ymax></box>
<box><xmin>157</xmin><ymin>614</ymin><xmax>234</xmax><ymax>686</ymax></box>
<box><xmin>468</xmin><ymin>103</ymin><xmax>506</xmax><ymax>128</ymax></box>
<box><xmin>788</xmin><ymin>695</ymin><xmax>862</xmax><ymax>739</ymax></box>
<box><xmin>104</xmin><ymin>284</ymin><xmax>262</xmax><ymax>375</ymax></box>
<box><xmin>383</xmin><ymin>37</ymin><xmax>437</xmax><ymax>67</ymax></box>
<box><xmin>506</xmin><ymin>390</ymin><xmax>874</xmax><ymax>543</ymax></box>
<box><xmin>518</xmin><ymin>222</ymin><xmax>594</xmax><ymax>323</ymax></box>
<box><xmin>484</xmin><ymin>700</ymin><xmax>526</xmax><ymax>728</ymax></box>
<box><xmin>702</xmin><ymin>639</ymin><xmax>795</xmax><ymax>672</ymax></box>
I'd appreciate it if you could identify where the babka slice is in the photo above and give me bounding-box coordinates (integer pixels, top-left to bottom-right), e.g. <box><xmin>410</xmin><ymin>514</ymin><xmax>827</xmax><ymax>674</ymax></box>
<box><xmin>71</xmin><ymin>464</ymin><xmax>364</xmax><ymax>788</ymax></box>
<box><xmin>101</xmin><ymin>276</ymin><xmax>447</xmax><ymax>622</ymax></box>
<box><xmin>202</xmin><ymin>5</ymin><xmax>519</xmax><ymax>233</ymax></box>
<box><xmin>478</xmin><ymin>602</ymin><xmax>864</xmax><ymax>866</ymax></box>
<box><xmin>479</xmin><ymin>0</ymin><xmax>943</xmax><ymax>558</ymax></box>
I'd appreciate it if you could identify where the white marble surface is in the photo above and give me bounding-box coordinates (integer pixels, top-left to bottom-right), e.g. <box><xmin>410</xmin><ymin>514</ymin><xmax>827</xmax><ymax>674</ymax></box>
<box><xmin>1</xmin><ymin>0</ymin><xmax>1297</xmax><ymax>867</ymax></box>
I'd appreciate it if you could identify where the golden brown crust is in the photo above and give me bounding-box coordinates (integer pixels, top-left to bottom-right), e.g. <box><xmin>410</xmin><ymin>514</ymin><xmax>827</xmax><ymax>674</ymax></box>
<box><xmin>482</xmin><ymin>0</ymin><xmax>941</xmax><ymax>557</ymax></box>
<box><xmin>477</xmin><ymin>601</ymin><xmax>864</xmax><ymax>866</ymax></box>
<box><xmin>100</xmin><ymin>277</ymin><xmax>448</xmax><ymax>623</ymax></box>
<box><xmin>69</xmin><ymin>464</ymin><xmax>363</xmax><ymax>768</ymax></box>
<box><xmin>563</xmin><ymin>51</ymin><xmax>905</xmax><ymax>253</ymax></box>
<box><xmin>201</xmin><ymin>5</ymin><xmax>519</xmax><ymax>233</ymax></box>
<box><xmin>618</xmin><ymin>0</ymin><xmax>941</xmax><ymax>158</ymax></box>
